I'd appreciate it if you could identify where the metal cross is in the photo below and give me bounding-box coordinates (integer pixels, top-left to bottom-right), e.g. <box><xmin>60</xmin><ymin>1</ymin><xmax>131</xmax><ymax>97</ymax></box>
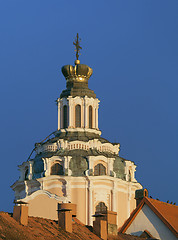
<box><xmin>73</xmin><ymin>33</ymin><xmax>82</xmax><ymax>60</ymax></box>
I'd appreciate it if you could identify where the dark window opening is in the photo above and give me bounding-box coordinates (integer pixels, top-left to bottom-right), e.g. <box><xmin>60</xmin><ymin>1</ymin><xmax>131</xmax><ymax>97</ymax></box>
<box><xmin>51</xmin><ymin>163</ymin><xmax>64</xmax><ymax>176</ymax></box>
<box><xmin>25</xmin><ymin>169</ymin><xmax>28</xmax><ymax>180</ymax></box>
<box><xmin>94</xmin><ymin>163</ymin><xmax>106</xmax><ymax>176</ymax></box>
<box><xmin>63</xmin><ymin>105</ymin><xmax>68</xmax><ymax>128</ymax></box>
<box><xmin>89</xmin><ymin>106</ymin><xmax>93</xmax><ymax>128</ymax></box>
<box><xmin>128</xmin><ymin>170</ymin><xmax>131</xmax><ymax>182</ymax></box>
<box><xmin>75</xmin><ymin>104</ymin><xmax>81</xmax><ymax>127</ymax></box>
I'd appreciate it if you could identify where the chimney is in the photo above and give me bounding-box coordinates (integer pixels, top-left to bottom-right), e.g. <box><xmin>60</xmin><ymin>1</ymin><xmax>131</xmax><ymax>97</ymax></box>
<box><xmin>93</xmin><ymin>213</ymin><xmax>107</xmax><ymax>240</ymax></box>
<box><xmin>93</xmin><ymin>210</ymin><xmax>118</xmax><ymax>239</ymax></box>
<box><xmin>13</xmin><ymin>201</ymin><xmax>28</xmax><ymax>226</ymax></box>
<box><xmin>106</xmin><ymin>211</ymin><xmax>117</xmax><ymax>235</ymax></box>
<box><xmin>57</xmin><ymin>203</ymin><xmax>77</xmax><ymax>233</ymax></box>
<box><xmin>135</xmin><ymin>189</ymin><xmax>148</xmax><ymax>206</ymax></box>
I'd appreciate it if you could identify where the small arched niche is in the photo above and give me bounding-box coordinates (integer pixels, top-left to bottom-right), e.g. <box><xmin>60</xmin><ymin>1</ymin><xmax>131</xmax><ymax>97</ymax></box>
<box><xmin>94</xmin><ymin>163</ymin><xmax>106</xmax><ymax>176</ymax></box>
<box><xmin>51</xmin><ymin>163</ymin><xmax>64</xmax><ymax>176</ymax></box>
<box><xmin>95</xmin><ymin>202</ymin><xmax>107</xmax><ymax>213</ymax></box>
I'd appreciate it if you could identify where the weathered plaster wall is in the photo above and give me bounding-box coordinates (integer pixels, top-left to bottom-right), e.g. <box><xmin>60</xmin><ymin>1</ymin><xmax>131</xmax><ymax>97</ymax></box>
<box><xmin>117</xmin><ymin>191</ymin><xmax>128</xmax><ymax>227</ymax></box>
<box><xmin>126</xmin><ymin>204</ymin><xmax>177</xmax><ymax>240</ymax></box>
<box><xmin>28</xmin><ymin>194</ymin><xmax>59</xmax><ymax>220</ymax></box>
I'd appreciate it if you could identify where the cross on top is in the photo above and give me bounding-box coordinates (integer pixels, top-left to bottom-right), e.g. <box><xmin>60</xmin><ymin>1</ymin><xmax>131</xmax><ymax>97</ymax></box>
<box><xmin>73</xmin><ymin>33</ymin><xmax>82</xmax><ymax>60</ymax></box>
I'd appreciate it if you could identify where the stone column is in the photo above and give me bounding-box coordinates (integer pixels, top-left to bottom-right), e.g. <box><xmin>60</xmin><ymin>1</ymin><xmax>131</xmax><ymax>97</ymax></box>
<box><xmin>63</xmin><ymin>156</ymin><xmax>72</xmax><ymax>176</ymax></box>
<box><xmin>96</xmin><ymin>106</ymin><xmax>99</xmax><ymax>129</ymax></box>
<box><xmin>42</xmin><ymin>158</ymin><xmax>50</xmax><ymax>177</ymax></box>
<box><xmin>93</xmin><ymin>107</ymin><xmax>96</xmax><ymax>129</ymax></box>
<box><xmin>57</xmin><ymin>100</ymin><xmax>60</xmax><ymax>130</ymax></box>
<box><xmin>68</xmin><ymin>97</ymin><xmax>73</xmax><ymax>128</ymax></box>
<box><xmin>84</xmin><ymin>97</ymin><xmax>87</xmax><ymax>128</ymax></box>
<box><xmin>85</xmin><ymin>101</ymin><xmax>88</xmax><ymax>128</ymax></box>
<box><xmin>24</xmin><ymin>181</ymin><xmax>29</xmax><ymax>196</ymax></box>
<box><xmin>28</xmin><ymin>161</ymin><xmax>33</xmax><ymax>180</ymax></box>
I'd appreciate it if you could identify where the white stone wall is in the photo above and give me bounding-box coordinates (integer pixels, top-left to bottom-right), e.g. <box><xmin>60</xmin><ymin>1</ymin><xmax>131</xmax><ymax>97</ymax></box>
<box><xmin>57</xmin><ymin>96</ymin><xmax>100</xmax><ymax>130</ymax></box>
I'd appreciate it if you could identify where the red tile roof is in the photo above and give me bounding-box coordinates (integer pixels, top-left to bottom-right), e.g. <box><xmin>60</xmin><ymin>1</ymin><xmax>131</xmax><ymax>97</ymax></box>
<box><xmin>0</xmin><ymin>212</ymin><xmax>145</xmax><ymax>240</ymax></box>
<box><xmin>0</xmin><ymin>212</ymin><xmax>100</xmax><ymax>240</ymax></box>
<box><xmin>119</xmin><ymin>197</ymin><xmax>178</xmax><ymax>238</ymax></box>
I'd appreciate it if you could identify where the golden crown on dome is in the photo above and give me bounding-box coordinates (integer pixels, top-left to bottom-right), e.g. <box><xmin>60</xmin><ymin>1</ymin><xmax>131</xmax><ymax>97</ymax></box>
<box><xmin>61</xmin><ymin>33</ymin><xmax>93</xmax><ymax>81</ymax></box>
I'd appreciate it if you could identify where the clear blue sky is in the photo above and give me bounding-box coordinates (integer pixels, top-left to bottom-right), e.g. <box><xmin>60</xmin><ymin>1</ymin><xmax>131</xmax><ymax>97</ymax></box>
<box><xmin>0</xmin><ymin>0</ymin><xmax>177</xmax><ymax>212</ymax></box>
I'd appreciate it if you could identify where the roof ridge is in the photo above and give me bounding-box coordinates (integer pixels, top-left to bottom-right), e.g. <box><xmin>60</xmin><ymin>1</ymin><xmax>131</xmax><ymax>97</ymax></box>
<box><xmin>119</xmin><ymin>197</ymin><xmax>178</xmax><ymax>238</ymax></box>
<box><xmin>145</xmin><ymin>197</ymin><xmax>177</xmax><ymax>207</ymax></box>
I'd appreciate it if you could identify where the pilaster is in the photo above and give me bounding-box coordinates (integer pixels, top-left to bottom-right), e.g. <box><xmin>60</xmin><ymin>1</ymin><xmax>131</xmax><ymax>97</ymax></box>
<box><xmin>88</xmin><ymin>180</ymin><xmax>93</xmax><ymax>226</ymax></box>
<box><xmin>112</xmin><ymin>181</ymin><xmax>117</xmax><ymax>212</ymax></box>
<box><xmin>84</xmin><ymin>97</ymin><xmax>88</xmax><ymax>128</ymax></box>
<box><xmin>66</xmin><ymin>180</ymin><xmax>71</xmax><ymax>202</ymax></box>
<box><xmin>64</xmin><ymin>156</ymin><xmax>72</xmax><ymax>176</ymax></box>
<box><xmin>81</xmin><ymin>98</ymin><xmax>84</xmax><ymax>128</ymax></box>
<box><xmin>60</xmin><ymin>104</ymin><xmax>63</xmax><ymax>129</ymax></box>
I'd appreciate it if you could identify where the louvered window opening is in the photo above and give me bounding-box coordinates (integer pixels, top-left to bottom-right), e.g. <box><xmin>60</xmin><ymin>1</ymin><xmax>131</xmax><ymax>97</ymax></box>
<box><xmin>89</xmin><ymin>105</ymin><xmax>93</xmax><ymax>128</ymax></box>
<box><xmin>51</xmin><ymin>163</ymin><xmax>64</xmax><ymax>176</ymax></box>
<box><xmin>94</xmin><ymin>163</ymin><xmax>106</xmax><ymax>176</ymax></box>
<box><xmin>75</xmin><ymin>104</ymin><xmax>81</xmax><ymax>127</ymax></box>
<box><xmin>63</xmin><ymin>105</ymin><xmax>68</xmax><ymax>128</ymax></box>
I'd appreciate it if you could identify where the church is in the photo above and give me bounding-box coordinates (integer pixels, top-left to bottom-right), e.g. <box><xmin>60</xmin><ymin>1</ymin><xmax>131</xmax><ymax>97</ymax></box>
<box><xmin>11</xmin><ymin>35</ymin><xmax>142</xmax><ymax>228</ymax></box>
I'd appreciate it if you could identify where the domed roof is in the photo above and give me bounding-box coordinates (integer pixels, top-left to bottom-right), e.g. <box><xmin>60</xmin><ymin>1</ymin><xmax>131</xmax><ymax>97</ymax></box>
<box><xmin>60</xmin><ymin>60</ymin><xmax>96</xmax><ymax>98</ymax></box>
<box><xmin>61</xmin><ymin>61</ymin><xmax>93</xmax><ymax>81</ymax></box>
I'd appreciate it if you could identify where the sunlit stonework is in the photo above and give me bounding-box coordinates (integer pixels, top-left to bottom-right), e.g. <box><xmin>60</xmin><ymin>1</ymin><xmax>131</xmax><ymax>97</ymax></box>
<box><xmin>11</xmin><ymin>36</ymin><xmax>142</xmax><ymax>228</ymax></box>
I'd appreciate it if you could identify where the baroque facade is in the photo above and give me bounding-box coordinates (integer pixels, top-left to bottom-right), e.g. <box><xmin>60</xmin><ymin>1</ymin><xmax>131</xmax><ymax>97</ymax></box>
<box><xmin>11</xmin><ymin>55</ymin><xmax>142</xmax><ymax>228</ymax></box>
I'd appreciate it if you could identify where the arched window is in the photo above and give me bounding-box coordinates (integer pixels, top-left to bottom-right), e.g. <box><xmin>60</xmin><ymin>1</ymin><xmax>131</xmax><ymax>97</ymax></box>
<box><xmin>75</xmin><ymin>104</ymin><xmax>81</xmax><ymax>127</ymax></box>
<box><xmin>96</xmin><ymin>202</ymin><xmax>107</xmax><ymax>213</ymax></box>
<box><xmin>63</xmin><ymin>105</ymin><xmax>68</xmax><ymax>128</ymax></box>
<box><xmin>128</xmin><ymin>170</ymin><xmax>131</xmax><ymax>182</ymax></box>
<box><xmin>94</xmin><ymin>163</ymin><xmax>106</xmax><ymax>176</ymax></box>
<box><xmin>25</xmin><ymin>168</ymin><xmax>28</xmax><ymax>180</ymax></box>
<box><xmin>51</xmin><ymin>163</ymin><xmax>64</xmax><ymax>176</ymax></box>
<box><xmin>89</xmin><ymin>105</ymin><xmax>93</xmax><ymax>128</ymax></box>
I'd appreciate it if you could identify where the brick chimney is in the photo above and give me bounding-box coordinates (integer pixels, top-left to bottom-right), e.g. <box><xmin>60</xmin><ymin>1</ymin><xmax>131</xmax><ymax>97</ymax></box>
<box><xmin>93</xmin><ymin>213</ymin><xmax>107</xmax><ymax>240</ymax></box>
<box><xmin>135</xmin><ymin>189</ymin><xmax>148</xmax><ymax>206</ymax></box>
<box><xmin>13</xmin><ymin>201</ymin><xmax>28</xmax><ymax>226</ymax></box>
<box><xmin>93</xmin><ymin>210</ymin><xmax>117</xmax><ymax>239</ymax></box>
<box><xmin>57</xmin><ymin>203</ymin><xmax>77</xmax><ymax>233</ymax></box>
